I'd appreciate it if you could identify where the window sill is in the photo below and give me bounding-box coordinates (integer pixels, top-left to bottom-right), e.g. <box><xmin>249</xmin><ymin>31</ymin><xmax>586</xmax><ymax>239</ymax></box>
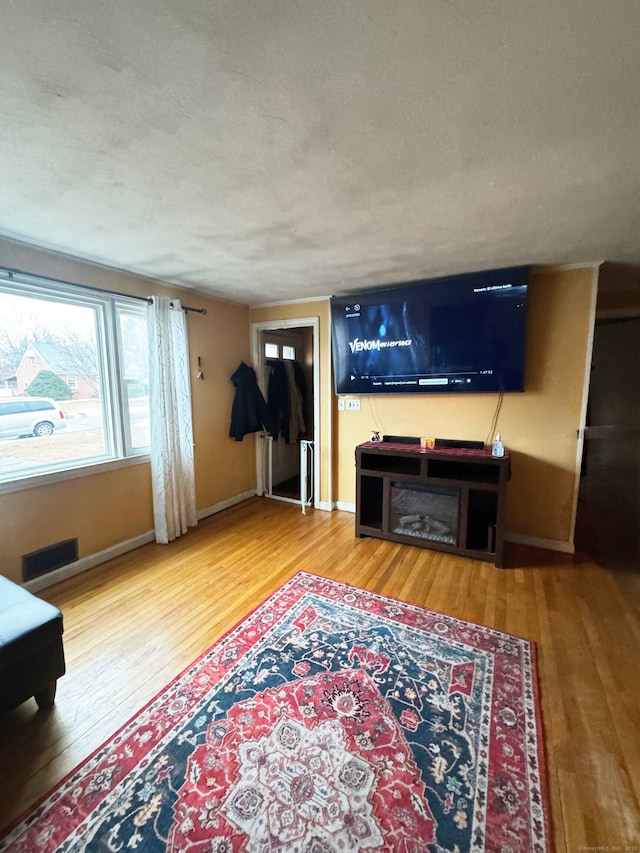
<box><xmin>0</xmin><ymin>453</ymin><xmax>150</xmax><ymax>495</ymax></box>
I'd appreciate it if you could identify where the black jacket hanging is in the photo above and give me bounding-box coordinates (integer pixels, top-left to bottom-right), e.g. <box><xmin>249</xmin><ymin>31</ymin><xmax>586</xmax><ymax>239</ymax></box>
<box><xmin>293</xmin><ymin>360</ymin><xmax>308</xmax><ymax>426</ymax></box>
<box><xmin>267</xmin><ymin>360</ymin><xmax>290</xmax><ymax>442</ymax></box>
<box><xmin>229</xmin><ymin>361</ymin><xmax>271</xmax><ymax>441</ymax></box>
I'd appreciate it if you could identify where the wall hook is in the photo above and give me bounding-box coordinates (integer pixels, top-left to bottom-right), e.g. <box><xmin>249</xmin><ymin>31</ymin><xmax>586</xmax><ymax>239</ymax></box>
<box><xmin>196</xmin><ymin>356</ymin><xmax>205</xmax><ymax>380</ymax></box>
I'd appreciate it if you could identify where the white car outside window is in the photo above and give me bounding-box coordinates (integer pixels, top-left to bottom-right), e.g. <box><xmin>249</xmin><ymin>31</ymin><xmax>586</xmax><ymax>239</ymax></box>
<box><xmin>0</xmin><ymin>398</ymin><xmax>67</xmax><ymax>439</ymax></box>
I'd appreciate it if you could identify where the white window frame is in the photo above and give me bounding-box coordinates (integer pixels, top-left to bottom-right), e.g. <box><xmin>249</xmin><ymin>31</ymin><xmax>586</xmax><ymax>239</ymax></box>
<box><xmin>0</xmin><ymin>273</ymin><xmax>150</xmax><ymax>494</ymax></box>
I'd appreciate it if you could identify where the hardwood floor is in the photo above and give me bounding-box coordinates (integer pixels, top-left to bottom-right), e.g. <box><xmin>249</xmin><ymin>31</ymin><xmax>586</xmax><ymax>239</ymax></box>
<box><xmin>1</xmin><ymin>496</ymin><xmax>639</xmax><ymax>848</ymax></box>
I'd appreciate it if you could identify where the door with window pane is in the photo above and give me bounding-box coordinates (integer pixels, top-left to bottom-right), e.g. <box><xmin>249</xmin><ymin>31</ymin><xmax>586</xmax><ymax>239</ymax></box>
<box><xmin>262</xmin><ymin>331</ymin><xmax>302</xmax><ymax>496</ymax></box>
<box><xmin>260</xmin><ymin>329</ymin><xmax>312</xmax><ymax>501</ymax></box>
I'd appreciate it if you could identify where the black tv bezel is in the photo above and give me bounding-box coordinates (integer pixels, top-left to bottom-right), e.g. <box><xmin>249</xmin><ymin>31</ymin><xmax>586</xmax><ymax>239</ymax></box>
<box><xmin>330</xmin><ymin>266</ymin><xmax>529</xmax><ymax>396</ymax></box>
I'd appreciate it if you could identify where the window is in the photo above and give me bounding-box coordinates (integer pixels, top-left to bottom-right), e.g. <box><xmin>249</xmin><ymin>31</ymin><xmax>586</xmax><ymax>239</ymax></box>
<box><xmin>118</xmin><ymin>308</ymin><xmax>151</xmax><ymax>451</ymax></box>
<box><xmin>0</xmin><ymin>274</ymin><xmax>150</xmax><ymax>487</ymax></box>
<box><xmin>264</xmin><ymin>342</ymin><xmax>296</xmax><ymax>360</ymax></box>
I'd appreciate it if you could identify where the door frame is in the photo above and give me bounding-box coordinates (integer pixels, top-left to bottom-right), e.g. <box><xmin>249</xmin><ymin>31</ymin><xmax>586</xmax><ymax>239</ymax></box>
<box><xmin>251</xmin><ymin>317</ymin><xmax>320</xmax><ymax>509</ymax></box>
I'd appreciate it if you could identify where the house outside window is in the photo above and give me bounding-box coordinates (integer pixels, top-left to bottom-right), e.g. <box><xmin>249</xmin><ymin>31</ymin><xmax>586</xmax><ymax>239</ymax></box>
<box><xmin>0</xmin><ymin>274</ymin><xmax>150</xmax><ymax>488</ymax></box>
<box><xmin>16</xmin><ymin>342</ymin><xmax>96</xmax><ymax>400</ymax></box>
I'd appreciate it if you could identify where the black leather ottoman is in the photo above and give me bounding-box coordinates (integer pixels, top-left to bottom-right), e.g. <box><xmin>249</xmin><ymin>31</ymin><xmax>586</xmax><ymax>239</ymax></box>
<box><xmin>0</xmin><ymin>575</ymin><xmax>66</xmax><ymax>714</ymax></box>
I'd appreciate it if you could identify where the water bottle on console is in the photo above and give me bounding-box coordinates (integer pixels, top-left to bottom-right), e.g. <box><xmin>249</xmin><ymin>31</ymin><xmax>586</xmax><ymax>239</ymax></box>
<box><xmin>491</xmin><ymin>432</ymin><xmax>505</xmax><ymax>458</ymax></box>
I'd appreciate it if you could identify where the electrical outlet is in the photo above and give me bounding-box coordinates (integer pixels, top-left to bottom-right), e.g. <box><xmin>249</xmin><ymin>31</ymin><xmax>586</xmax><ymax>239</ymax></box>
<box><xmin>337</xmin><ymin>398</ymin><xmax>345</xmax><ymax>411</ymax></box>
<box><xmin>346</xmin><ymin>399</ymin><xmax>361</xmax><ymax>411</ymax></box>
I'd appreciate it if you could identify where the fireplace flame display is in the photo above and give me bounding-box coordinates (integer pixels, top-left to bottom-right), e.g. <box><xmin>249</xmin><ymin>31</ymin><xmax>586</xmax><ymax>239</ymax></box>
<box><xmin>391</xmin><ymin>482</ymin><xmax>459</xmax><ymax>546</ymax></box>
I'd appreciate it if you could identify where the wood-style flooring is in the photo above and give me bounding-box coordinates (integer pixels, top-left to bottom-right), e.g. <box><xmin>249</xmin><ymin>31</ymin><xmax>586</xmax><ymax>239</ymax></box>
<box><xmin>1</xmin><ymin>497</ymin><xmax>639</xmax><ymax>849</ymax></box>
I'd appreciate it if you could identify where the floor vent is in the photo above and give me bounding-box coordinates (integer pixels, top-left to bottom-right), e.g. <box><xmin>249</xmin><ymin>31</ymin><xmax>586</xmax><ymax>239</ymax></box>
<box><xmin>22</xmin><ymin>538</ymin><xmax>79</xmax><ymax>581</ymax></box>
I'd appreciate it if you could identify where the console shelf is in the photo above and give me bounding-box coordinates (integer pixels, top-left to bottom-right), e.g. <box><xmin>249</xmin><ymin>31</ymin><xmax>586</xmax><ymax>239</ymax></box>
<box><xmin>355</xmin><ymin>441</ymin><xmax>511</xmax><ymax>567</ymax></box>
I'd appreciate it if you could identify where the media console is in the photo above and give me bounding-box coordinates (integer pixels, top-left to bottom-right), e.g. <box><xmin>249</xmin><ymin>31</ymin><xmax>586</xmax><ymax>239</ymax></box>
<box><xmin>355</xmin><ymin>441</ymin><xmax>511</xmax><ymax>567</ymax></box>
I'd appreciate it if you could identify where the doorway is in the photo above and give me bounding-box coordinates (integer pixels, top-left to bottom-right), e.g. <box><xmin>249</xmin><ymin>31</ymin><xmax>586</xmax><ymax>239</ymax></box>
<box><xmin>576</xmin><ymin>315</ymin><xmax>640</xmax><ymax>570</ymax></box>
<box><xmin>251</xmin><ymin>319</ymin><xmax>320</xmax><ymax>508</ymax></box>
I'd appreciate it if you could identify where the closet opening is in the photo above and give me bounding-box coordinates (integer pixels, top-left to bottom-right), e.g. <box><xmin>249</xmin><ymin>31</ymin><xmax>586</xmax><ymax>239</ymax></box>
<box><xmin>251</xmin><ymin>319</ymin><xmax>319</xmax><ymax>510</ymax></box>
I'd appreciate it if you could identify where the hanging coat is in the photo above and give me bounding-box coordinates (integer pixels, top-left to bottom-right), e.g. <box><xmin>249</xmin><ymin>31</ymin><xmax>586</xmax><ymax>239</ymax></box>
<box><xmin>293</xmin><ymin>360</ymin><xmax>308</xmax><ymax>426</ymax></box>
<box><xmin>229</xmin><ymin>362</ymin><xmax>271</xmax><ymax>441</ymax></box>
<box><xmin>284</xmin><ymin>360</ymin><xmax>306</xmax><ymax>443</ymax></box>
<box><xmin>267</xmin><ymin>360</ymin><xmax>290</xmax><ymax>442</ymax></box>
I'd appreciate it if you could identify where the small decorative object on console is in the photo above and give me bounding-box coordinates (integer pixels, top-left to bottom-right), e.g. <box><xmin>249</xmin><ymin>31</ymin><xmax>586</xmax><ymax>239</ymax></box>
<box><xmin>370</xmin><ymin>430</ymin><xmax>382</xmax><ymax>442</ymax></box>
<box><xmin>491</xmin><ymin>432</ymin><xmax>505</xmax><ymax>457</ymax></box>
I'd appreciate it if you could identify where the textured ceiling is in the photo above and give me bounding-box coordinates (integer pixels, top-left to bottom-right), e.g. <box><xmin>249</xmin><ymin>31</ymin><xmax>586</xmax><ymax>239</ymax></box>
<box><xmin>1</xmin><ymin>1</ymin><xmax>639</xmax><ymax>305</ymax></box>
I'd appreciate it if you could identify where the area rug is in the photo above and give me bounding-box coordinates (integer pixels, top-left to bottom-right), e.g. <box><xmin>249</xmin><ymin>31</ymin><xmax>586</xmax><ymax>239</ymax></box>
<box><xmin>0</xmin><ymin>572</ymin><xmax>553</xmax><ymax>852</ymax></box>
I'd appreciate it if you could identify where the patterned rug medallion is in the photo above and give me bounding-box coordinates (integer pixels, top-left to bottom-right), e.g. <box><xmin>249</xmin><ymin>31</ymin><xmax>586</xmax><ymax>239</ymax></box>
<box><xmin>0</xmin><ymin>572</ymin><xmax>553</xmax><ymax>852</ymax></box>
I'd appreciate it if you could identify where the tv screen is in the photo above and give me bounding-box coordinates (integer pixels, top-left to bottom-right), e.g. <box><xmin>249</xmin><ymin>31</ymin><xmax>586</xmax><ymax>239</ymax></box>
<box><xmin>330</xmin><ymin>267</ymin><xmax>529</xmax><ymax>395</ymax></box>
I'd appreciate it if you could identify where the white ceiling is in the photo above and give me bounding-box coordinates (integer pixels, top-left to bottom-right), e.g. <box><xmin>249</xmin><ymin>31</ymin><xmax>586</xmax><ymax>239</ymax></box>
<box><xmin>1</xmin><ymin>1</ymin><xmax>639</xmax><ymax>305</ymax></box>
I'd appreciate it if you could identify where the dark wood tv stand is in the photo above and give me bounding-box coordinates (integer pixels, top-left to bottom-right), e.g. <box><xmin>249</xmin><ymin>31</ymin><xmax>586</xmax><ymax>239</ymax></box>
<box><xmin>355</xmin><ymin>441</ymin><xmax>510</xmax><ymax>567</ymax></box>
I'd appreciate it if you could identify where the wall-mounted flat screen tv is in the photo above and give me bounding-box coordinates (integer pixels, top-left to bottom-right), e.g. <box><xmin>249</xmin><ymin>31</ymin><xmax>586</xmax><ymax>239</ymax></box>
<box><xmin>330</xmin><ymin>266</ymin><xmax>529</xmax><ymax>395</ymax></box>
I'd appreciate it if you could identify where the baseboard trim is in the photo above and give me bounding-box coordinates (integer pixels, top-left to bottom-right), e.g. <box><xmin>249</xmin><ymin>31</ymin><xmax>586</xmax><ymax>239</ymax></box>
<box><xmin>196</xmin><ymin>490</ymin><xmax>257</xmax><ymax>521</ymax></box>
<box><xmin>23</xmin><ymin>494</ymin><xmax>574</xmax><ymax>595</ymax></box>
<box><xmin>326</xmin><ymin>504</ymin><xmax>574</xmax><ymax>554</ymax></box>
<box><xmin>25</xmin><ymin>491</ymin><xmax>260</xmax><ymax>593</ymax></box>
<box><xmin>24</xmin><ymin>530</ymin><xmax>156</xmax><ymax>593</ymax></box>
<box><xmin>335</xmin><ymin>501</ymin><xmax>356</xmax><ymax>513</ymax></box>
<box><xmin>504</xmin><ymin>532</ymin><xmax>575</xmax><ymax>554</ymax></box>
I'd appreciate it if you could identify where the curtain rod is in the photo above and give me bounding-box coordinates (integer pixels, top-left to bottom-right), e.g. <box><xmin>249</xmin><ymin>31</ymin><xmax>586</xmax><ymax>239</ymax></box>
<box><xmin>0</xmin><ymin>266</ymin><xmax>207</xmax><ymax>315</ymax></box>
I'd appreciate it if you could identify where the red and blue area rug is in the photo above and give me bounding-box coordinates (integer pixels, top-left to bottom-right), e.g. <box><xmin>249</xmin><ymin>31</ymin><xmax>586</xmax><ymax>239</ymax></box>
<box><xmin>0</xmin><ymin>572</ymin><xmax>553</xmax><ymax>852</ymax></box>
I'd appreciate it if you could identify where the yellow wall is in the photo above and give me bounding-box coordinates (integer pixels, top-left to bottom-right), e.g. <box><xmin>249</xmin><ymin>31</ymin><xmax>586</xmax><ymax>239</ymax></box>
<box><xmin>334</xmin><ymin>266</ymin><xmax>597</xmax><ymax>544</ymax></box>
<box><xmin>0</xmin><ymin>244</ymin><xmax>597</xmax><ymax>585</ymax></box>
<box><xmin>252</xmin><ymin>267</ymin><xmax>597</xmax><ymax>547</ymax></box>
<box><xmin>0</xmin><ymin>238</ymin><xmax>255</xmax><ymax>583</ymax></box>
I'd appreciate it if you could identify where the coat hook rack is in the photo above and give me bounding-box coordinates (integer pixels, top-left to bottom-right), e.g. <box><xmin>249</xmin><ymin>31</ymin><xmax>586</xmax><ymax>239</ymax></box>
<box><xmin>196</xmin><ymin>357</ymin><xmax>205</xmax><ymax>380</ymax></box>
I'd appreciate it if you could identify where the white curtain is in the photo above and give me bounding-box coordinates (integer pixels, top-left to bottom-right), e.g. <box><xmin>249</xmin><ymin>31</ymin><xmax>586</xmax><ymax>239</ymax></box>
<box><xmin>147</xmin><ymin>296</ymin><xmax>197</xmax><ymax>543</ymax></box>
